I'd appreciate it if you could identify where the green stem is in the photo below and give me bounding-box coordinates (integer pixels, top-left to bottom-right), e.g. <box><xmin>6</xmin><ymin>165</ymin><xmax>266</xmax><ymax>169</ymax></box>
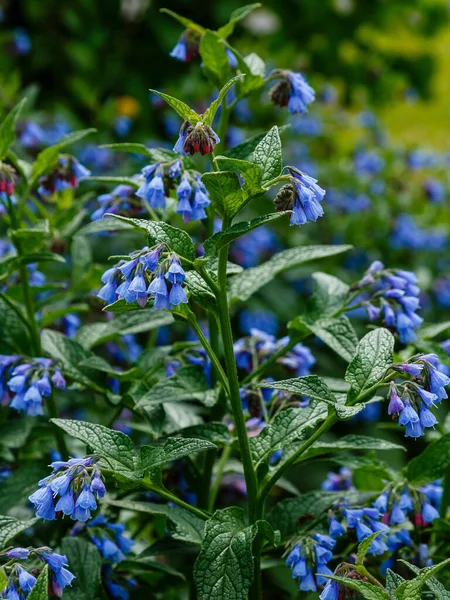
<box><xmin>208</xmin><ymin>445</ymin><xmax>232</xmax><ymax>512</ymax></box>
<box><xmin>141</xmin><ymin>479</ymin><xmax>209</xmax><ymax>520</ymax></box>
<box><xmin>241</xmin><ymin>338</ymin><xmax>299</xmax><ymax>385</ymax></box>
<box><xmin>215</xmin><ymin>217</ymin><xmax>259</xmax><ymax>523</ymax></box>
<box><xmin>46</xmin><ymin>391</ymin><xmax>69</xmax><ymax>457</ymax></box>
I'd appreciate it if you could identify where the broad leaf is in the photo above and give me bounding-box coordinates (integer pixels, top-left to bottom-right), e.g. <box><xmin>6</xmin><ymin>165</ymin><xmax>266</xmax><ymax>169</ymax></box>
<box><xmin>27</xmin><ymin>565</ymin><xmax>48</xmax><ymax>600</ymax></box>
<box><xmin>201</xmin><ymin>171</ymin><xmax>244</xmax><ymax>218</ymax></box>
<box><xmin>290</xmin><ymin>315</ymin><xmax>358</xmax><ymax>363</ymax></box>
<box><xmin>149</xmin><ymin>90</ymin><xmax>201</xmax><ymax>124</ymax></box>
<box><xmin>80</xmin><ymin>175</ymin><xmax>139</xmax><ymax>188</ymax></box>
<box><xmin>194</xmin><ymin>508</ymin><xmax>255</xmax><ymax>600</ymax></box>
<box><xmin>224</xmin><ymin>126</ymin><xmax>288</xmax><ymax>161</ymax></box>
<box><xmin>203</xmin><ymin>75</ymin><xmax>245</xmax><ymax>126</ymax></box>
<box><xmin>346</xmin><ymin>328</ymin><xmax>395</xmax><ymax>403</ymax></box>
<box><xmin>99</xmin><ymin>142</ymin><xmax>151</xmax><ymax>155</ymax></box>
<box><xmin>406</xmin><ymin>432</ymin><xmax>450</xmax><ymax>483</ymax></box>
<box><xmin>214</xmin><ymin>156</ymin><xmax>263</xmax><ymax>198</ymax></box>
<box><xmin>179</xmin><ymin>422</ymin><xmax>233</xmax><ymax>446</ymax></box>
<box><xmin>253</xmin><ymin>126</ymin><xmax>282</xmax><ymax>186</ymax></box>
<box><xmin>0</xmin><ymin>515</ymin><xmax>38</xmax><ymax>549</ymax></box>
<box><xmin>0</xmin><ymin>98</ymin><xmax>27</xmax><ymax>159</ymax></box>
<box><xmin>396</xmin><ymin>560</ymin><xmax>450</xmax><ymax>599</ymax></box>
<box><xmin>60</xmin><ymin>538</ymin><xmax>103</xmax><ymax>600</ymax></box>
<box><xmin>326</xmin><ymin>576</ymin><xmax>390</xmax><ymax>600</ymax></box>
<box><xmin>260</xmin><ymin>375</ymin><xmax>340</xmax><ymax>413</ymax></box>
<box><xmin>0</xmin><ymin>461</ymin><xmax>48</xmax><ymax>513</ymax></box>
<box><xmin>78</xmin><ymin>217</ymin><xmax>135</xmax><ymax>236</ymax></box>
<box><xmin>356</xmin><ymin>531</ymin><xmax>387</xmax><ymax>565</ymax></box>
<box><xmin>199</xmin><ymin>30</ymin><xmax>230</xmax><ymax>88</ymax></box>
<box><xmin>217</xmin><ymin>4</ymin><xmax>262</xmax><ymax>37</ymax></box>
<box><xmin>385</xmin><ymin>569</ymin><xmax>405</xmax><ymax>599</ymax></box>
<box><xmin>0</xmin><ymin>295</ymin><xmax>31</xmax><ymax>354</ymax></box>
<box><xmin>395</xmin><ymin>558</ymin><xmax>450</xmax><ymax>600</ymax></box>
<box><xmin>139</xmin><ymin>437</ymin><xmax>216</xmax><ymax>472</ymax></box>
<box><xmin>11</xmin><ymin>220</ymin><xmax>50</xmax><ymax>254</ymax></box>
<box><xmin>103</xmin><ymin>499</ymin><xmax>205</xmax><ymax>543</ymax></box>
<box><xmin>228</xmin><ymin>245</ymin><xmax>352</xmax><ymax>302</ymax></box>
<box><xmin>302</xmin><ymin>434</ymin><xmax>404</xmax><ymax>462</ymax></box>
<box><xmin>305</xmin><ymin>272</ymin><xmax>350</xmax><ymax>319</ymax></box>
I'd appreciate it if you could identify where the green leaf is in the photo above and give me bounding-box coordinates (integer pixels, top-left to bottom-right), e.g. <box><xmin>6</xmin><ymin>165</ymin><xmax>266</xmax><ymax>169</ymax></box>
<box><xmin>179</xmin><ymin>422</ymin><xmax>233</xmax><ymax>446</ymax></box>
<box><xmin>30</xmin><ymin>129</ymin><xmax>96</xmax><ymax>183</ymax></box>
<box><xmin>0</xmin><ymin>515</ymin><xmax>38</xmax><ymax>549</ymax></box>
<box><xmin>80</xmin><ymin>175</ymin><xmax>140</xmax><ymax>188</ymax></box>
<box><xmin>356</xmin><ymin>531</ymin><xmax>387</xmax><ymax>565</ymax></box>
<box><xmin>184</xmin><ymin>271</ymin><xmax>217</xmax><ymax>311</ymax></box>
<box><xmin>224</xmin><ymin>126</ymin><xmax>288</xmax><ymax>160</ymax></box>
<box><xmin>71</xmin><ymin>236</ymin><xmax>92</xmax><ymax>286</ymax></box>
<box><xmin>214</xmin><ymin>156</ymin><xmax>263</xmax><ymax>198</ymax></box>
<box><xmin>75</xmin><ymin>308</ymin><xmax>173</xmax><ymax>349</ymax></box>
<box><xmin>11</xmin><ymin>220</ymin><xmax>50</xmax><ymax>254</ymax></box>
<box><xmin>385</xmin><ymin>569</ymin><xmax>405</xmax><ymax>599</ymax></box>
<box><xmin>253</xmin><ymin>126</ymin><xmax>282</xmax><ymax>186</ymax></box>
<box><xmin>346</xmin><ymin>328</ymin><xmax>395</xmax><ymax>403</ymax></box>
<box><xmin>290</xmin><ymin>315</ymin><xmax>358</xmax><ymax>363</ymax></box>
<box><xmin>306</xmin><ymin>272</ymin><xmax>350</xmax><ymax>319</ymax></box>
<box><xmin>27</xmin><ymin>565</ymin><xmax>48</xmax><ymax>600</ymax></box>
<box><xmin>0</xmin><ymin>461</ymin><xmax>48</xmax><ymax>513</ymax></box>
<box><xmin>203</xmin><ymin>75</ymin><xmax>245</xmax><ymax>126</ymax></box>
<box><xmin>418</xmin><ymin>321</ymin><xmax>450</xmax><ymax>340</ymax></box>
<box><xmin>0</xmin><ymin>98</ymin><xmax>27</xmax><ymax>159</ymax></box>
<box><xmin>396</xmin><ymin>560</ymin><xmax>450</xmax><ymax>599</ymax></box>
<box><xmin>250</xmin><ymin>403</ymin><xmax>328</xmax><ymax>468</ymax></box>
<box><xmin>0</xmin><ymin>568</ymin><xmax>7</xmax><ymax>594</ymax></box>
<box><xmin>60</xmin><ymin>537</ymin><xmax>103</xmax><ymax>600</ymax></box>
<box><xmin>99</xmin><ymin>142</ymin><xmax>151</xmax><ymax>155</ymax></box>
<box><xmin>199</xmin><ymin>30</ymin><xmax>230</xmax><ymax>88</ymax></box>
<box><xmin>102</xmin><ymin>499</ymin><xmax>205</xmax><ymax>543</ymax></box>
<box><xmin>0</xmin><ymin>295</ymin><xmax>31</xmax><ymax>354</ymax></box>
<box><xmin>135</xmin><ymin>367</ymin><xmax>219</xmax><ymax>413</ymax></box>
<box><xmin>228</xmin><ymin>245</ymin><xmax>352</xmax><ymax>302</ymax></box>
<box><xmin>138</xmin><ymin>437</ymin><xmax>216</xmax><ymax>472</ymax></box>
<box><xmin>302</xmin><ymin>434</ymin><xmax>404</xmax><ymax>462</ymax></box>
<box><xmin>160</xmin><ymin>8</ymin><xmax>205</xmax><ymax>33</ymax></box>
<box><xmin>41</xmin><ymin>329</ymin><xmax>102</xmax><ymax>391</ymax></box>
<box><xmin>203</xmin><ymin>212</ymin><xmax>290</xmax><ymax>258</ymax></box>
<box><xmin>103</xmin><ymin>214</ymin><xmax>196</xmax><ymax>261</ymax></box>
<box><xmin>260</xmin><ymin>375</ymin><xmax>339</xmax><ymax>412</ymax></box>
<box><xmin>201</xmin><ymin>171</ymin><xmax>244</xmax><ymax>218</ymax></box>
<box><xmin>149</xmin><ymin>90</ymin><xmax>201</xmax><ymax>124</ymax></box>
<box><xmin>326</xmin><ymin>576</ymin><xmax>390</xmax><ymax>600</ymax></box>
<box><xmin>267</xmin><ymin>491</ymin><xmax>374</xmax><ymax>539</ymax></box>
<box><xmin>406</xmin><ymin>432</ymin><xmax>450</xmax><ymax>483</ymax></box>
<box><xmin>217</xmin><ymin>4</ymin><xmax>262</xmax><ymax>37</ymax></box>
<box><xmin>78</xmin><ymin>217</ymin><xmax>135</xmax><ymax>236</ymax></box>
<box><xmin>395</xmin><ymin>558</ymin><xmax>450</xmax><ymax>600</ymax></box>
<box><xmin>194</xmin><ymin>508</ymin><xmax>255</xmax><ymax>600</ymax></box>
<box><xmin>52</xmin><ymin>418</ymin><xmax>137</xmax><ymax>476</ymax></box>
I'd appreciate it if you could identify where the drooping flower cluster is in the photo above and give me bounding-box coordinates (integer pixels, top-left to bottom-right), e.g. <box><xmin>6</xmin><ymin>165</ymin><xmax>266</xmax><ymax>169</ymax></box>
<box><xmin>29</xmin><ymin>456</ymin><xmax>106</xmax><ymax>522</ymax></box>
<box><xmin>269</xmin><ymin>70</ymin><xmax>316</xmax><ymax>114</ymax></box>
<box><xmin>274</xmin><ymin>168</ymin><xmax>326</xmax><ymax>226</ymax></box>
<box><xmin>37</xmin><ymin>155</ymin><xmax>90</xmax><ymax>196</ymax></box>
<box><xmin>391</xmin><ymin>214</ymin><xmax>447</xmax><ymax>252</ymax></box>
<box><xmin>387</xmin><ymin>354</ymin><xmax>449</xmax><ymax>438</ymax></box>
<box><xmin>0</xmin><ymin>356</ymin><xmax>66</xmax><ymax>416</ymax></box>
<box><xmin>286</xmin><ymin>535</ymin><xmax>335</xmax><ymax>592</ymax></box>
<box><xmin>1</xmin><ymin>547</ymin><xmax>75</xmax><ymax>598</ymax></box>
<box><xmin>87</xmin><ymin>515</ymin><xmax>135</xmax><ymax>562</ymax></box>
<box><xmin>321</xmin><ymin>468</ymin><xmax>354</xmax><ymax>493</ymax></box>
<box><xmin>91</xmin><ymin>184</ymin><xmax>141</xmax><ymax>221</ymax></box>
<box><xmin>0</xmin><ymin>161</ymin><xmax>17</xmax><ymax>195</ymax></box>
<box><xmin>353</xmin><ymin>261</ymin><xmax>423</xmax><ymax>343</ymax></box>
<box><xmin>98</xmin><ymin>248</ymin><xmax>188</xmax><ymax>310</ymax></box>
<box><xmin>327</xmin><ymin>504</ymin><xmax>389</xmax><ymax>555</ymax></box>
<box><xmin>173</xmin><ymin>121</ymin><xmax>220</xmax><ymax>156</ymax></box>
<box><xmin>374</xmin><ymin>481</ymin><xmax>442</xmax><ymax>527</ymax></box>
<box><xmin>169</xmin><ymin>29</ymin><xmax>202</xmax><ymax>62</ymax></box>
<box><xmin>135</xmin><ymin>160</ymin><xmax>211</xmax><ymax>221</ymax></box>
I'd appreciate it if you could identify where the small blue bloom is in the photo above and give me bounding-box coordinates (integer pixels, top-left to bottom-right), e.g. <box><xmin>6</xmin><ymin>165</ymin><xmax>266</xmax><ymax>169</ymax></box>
<box><xmin>17</xmin><ymin>565</ymin><xmax>36</xmax><ymax>593</ymax></box>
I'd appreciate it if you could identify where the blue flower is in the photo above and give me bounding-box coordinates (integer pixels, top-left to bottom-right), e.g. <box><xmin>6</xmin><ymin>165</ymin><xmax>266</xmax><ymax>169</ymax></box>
<box><xmin>17</xmin><ymin>565</ymin><xmax>36</xmax><ymax>593</ymax></box>
<box><xmin>320</xmin><ymin>579</ymin><xmax>339</xmax><ymax>600</ymax></box>
<box><xmin>136</xmin><ymin>170</ymin><xmax>166</xmax><ymax>209</ymax></box>
<box><xmin>422</xmin><ymin>501</ymin><xmax>439</xmax><ymax>523</ymax></box>
<box><xmin>270</xmin><ymin>71</ymin><xmax>315</xmax><ymax>114</ymax></box>
<box><xmin>6</xmin><ymin>548</ymin><xmax>30</xmax><ymax>560</ymax></box>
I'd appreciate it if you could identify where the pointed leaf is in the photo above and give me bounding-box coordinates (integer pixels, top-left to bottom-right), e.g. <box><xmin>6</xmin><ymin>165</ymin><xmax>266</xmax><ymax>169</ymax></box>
<box><xmin>406</xmin><ymin>432</ymin><xmax>450</xmax><ymax>483</ymax></box>
<box><xmin>0</xmin><ymin>98</ymin><xmax>27</xmax><ymax>159</ymax></box>
<box><xmin>59</xmin><ymin>538</ymin><xmax>103</xmax><ymax>600</ymax></box>
<box><xmin>214</xmin><ymin>156</ymin><xmax>263</xmax><ymax>198</ymax></box>
<box><xmin>201</xmin><ymin>171</ymin><xmax>244</xmax><ymax>218</ymax></box>
<box><xmin>27</xmin><ymin>565</ymin><xmax>48</xmax><ymax>600</ymax></box>
<box><xmin>199</xmin><ymin>30</ymin><xmax>231</xmax><ymax>88</ymax></box>
<box><xmin>203</xmin><ymin>75</ymin><xmax>245</xmax><ymax>125</ymax></box>
<box><xmin>217</xmin><ymin>4</ymin><xmax>262</xmax><ymax>37</ymax></box>
<box><xmin>0</xmin><ymin>515</ymin><xmax>38</xmax><ymax>549</ymax></box>
<box><xmin>253</xmin><ymin>126</ymin><xmax>282</xmax><ymax>186</ymax></box>
<box><xmin>149</xmin><ymin>90</ymin><xmax>201</xmax><ymax>124</ymax></box>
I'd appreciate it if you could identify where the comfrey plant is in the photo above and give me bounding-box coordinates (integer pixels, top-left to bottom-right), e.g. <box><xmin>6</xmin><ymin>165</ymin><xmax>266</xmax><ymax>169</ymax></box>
<box><xmin>0</xmin><ymin>5</ymin><xmax>449</xmax><ymax>600</ymax></box>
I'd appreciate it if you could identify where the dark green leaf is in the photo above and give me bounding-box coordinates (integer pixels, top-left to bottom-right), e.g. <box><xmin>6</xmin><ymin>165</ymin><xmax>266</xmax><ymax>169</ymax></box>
<box><xmin>0</xmin><ymin>515</ymin><xmax>38</xmax><ymax>550</ymax></box>
<box><xmin>0</xmin><ymin>295</ymin><xmax>31</xmax><ymax>354</ymax></box>
<box><xmin>203</xmin><ymin>75</ymin><xmax>245</xmax><ymax>126</ymax></box>
<box><xmin>0</xmin><ymin>98</ymin><xmax>27</xmax><ymax>159</ymax></box>
<box><xmin>60</xmin><ymin>537</ymin><xmax>103</xmax><ymax>600</ymax></box>
<box><xmin>253</xmin><ymin>126</ymin><xmax>282</xmax><ymax>186</ymax></box>
<box><xmin>224</xmin><ymin>126</ymin><xmax>288</xmax><ymax>161</ymax></box>
<box><xmin>149</xmin><ymin>90</ymin><xmax>201</xmax><ymax>124</ymax></box>
<box><xmin>326</xmin><ymin>576</ymin><xmax>390</xmax><ymax>600</ymax></box>
<box><xmin>385</xmin><ymin>569</ymin><xmax>405</xmax><ymax>599</ymax></box>
<box><xmin>27</xmin><ymin>565</ymin><xmax>48</xmax><ymax>600</ymax></box>
<box><xmin>406</xmin><ymin>432</ymin><xmax>450</xmax><ymax>483</ymax></box>
<box><xmin>199</xmin><ymin>30</ymin><xmax>230</xmax><ymax>87</ymax></box>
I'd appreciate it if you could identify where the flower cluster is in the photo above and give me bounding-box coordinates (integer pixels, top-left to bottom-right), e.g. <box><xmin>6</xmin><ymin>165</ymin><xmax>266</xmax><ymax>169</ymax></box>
<box><xmin>327</xmin><ymin>503</ymin><xmax>389</xmax><ymax>555</ymax></box>
<box><xmin>135</xmin><ymin>160</ymin><xmax>211</xmax><ymax>220</ymax></box>
<box><xmin>1</xmin><ymin>547</ymin><xmax>75</xmax><ymax>598</ymax></box>
<box><xmin>274</xmin><ymin>168</ymin><xmax>326</xmax><ymax>226</ymax></box>
<box><xmin>98</xmin><ymin>249</ymin><xmax>188</xmax><ymax>310</ymax></box>
<box><xmin>286</xmin><ymin>535</ymin><xmax>335</xmax><ymax>592</ymax></box>
<box><xmin>321</xmin><ymin>468</ymin><xmax>354</xmax><ymax>492</ymax></box>
<box><xmin>374</xmin><ymin>481</ymin><xmax>442</xmax><ymax>527</ymax></box>
<box><xmin>387</xmin><ymin>354</ymin><xmax>449</xmax><ymax>438</ymax></box>
<box><xmin>169</xmin><ymin>29</ymin><xmax>201</xmax><ymax>62</ymax></box>
<box><xmin>37</xmin><ymin>156</ymin><xmax>90</xmax><ymax>196</ymax></box>
<box><xmin>269</xmin><ymin>70</ymin><xmax>316</xmax><ymax>114</ymax></box>
<box><xmin>0</xmin><ymin>356</ymin><xmax>66</xmax><ymax>416</ymax></box>
<box><xmin>91</xmin><ymin>184</ymin><xmax>141</xmax><ymax>221</ymax></box>
<box><xmin>0</xmin><ymin>161</ymin><xmax>17</xmax><ymax>195</ymax></box>
<box><xmin>29</xmin><ymin>456</ymin><xmax>106</xmax><ymax>522</ymax></box>
<box><xmin>173</xmin><ymin>121</ymin><xmax>220</xmax><ymax>156</ymax></box>
<box><xmin>353</xmin><ymin>261</ymin><xmax>423</xmax><ymax>343</ymax></box>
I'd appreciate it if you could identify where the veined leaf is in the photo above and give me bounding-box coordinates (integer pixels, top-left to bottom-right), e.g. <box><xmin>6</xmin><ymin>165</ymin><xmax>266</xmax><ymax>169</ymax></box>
<box><xmin>27</xmin><ymin>565</ymin><xmax>48</xmax><ymax>600</ymax></box>
<box><xmin>199</xmin><ymin>30</ymin><xmax>230</xmax><ymax>88</ymax></box>
<box><xmin>149</xmin><ymin>90</ymin><xmax>201</xmax><ymax>124</ymax></box>
<box><xmin>0</xmin><ymin>98</ymin><xmax>27</xmax><ymax>159</ymax></box>
<box><xmin>406</xmin><ymin>432</ymin><xmax>450</xmax><ymax>483</ymax></box>
<box><xmin>201</xmin><ymin>171</ymin><xmax>244</xmax><ymax>218</ymax></box>
<box><xmin>253</xmin><ymin>126</ymin><xmax>282</xmax><ymax>186</ymax></box>
<box><xmin>0</xmin><ymin>515</ymin><xmax>38</xmax><ymax>549</ymax></box>
<box><xmin>217</xmin><ymin>4</ymin><xmax>262</xmax><ymax>38</ymax></box>
<box><xmin>214</xmin><ymin>156</ymin><xmax>263</xmax><ymax>198</ymax></box>
<box><xmin>203</xmin><ymin>75</ymin><xmax>245</xmax><ymax>126</ymax></box>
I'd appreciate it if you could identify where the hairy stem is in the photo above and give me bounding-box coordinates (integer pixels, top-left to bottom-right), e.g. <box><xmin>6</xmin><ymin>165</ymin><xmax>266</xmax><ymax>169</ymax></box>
<box><xmin>208</xmin><ymin>445</ymin><xmax>232</xmax><ymax>512</ymax></box>
<box><xmin>141</xmin><ymin>479</ymin><xmax>209</xmax><ymax>520</ymax></box>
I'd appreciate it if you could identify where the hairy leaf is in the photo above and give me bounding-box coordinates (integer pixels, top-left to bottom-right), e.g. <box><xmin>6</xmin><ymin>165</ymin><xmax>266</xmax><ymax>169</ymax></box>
<box><xmin>60</xmin><ymin>537</ymin><xmax>103</xmax><ymax>600</ymax></box>
<box><xmin>0</xmin><ymin>98</ymin><xmax>27</xmax><ymax>159</ymax></box>
<box><xmin>27</xmin><ymin>565</ymin><xmax>48</xmax><ymax>600</ymax></box>
<box><xmin>0</xmin><ymin>516</ymin><xmax>38</xmax><ymax>549</ymax></box>
<box><xmin>406</xmin><ymin>432</ymin><xmax>450</xmax><ymax>483</ymax></box>
<box><xmin>201</xmin><ymin>171</ymin><xmax>244</xmax><ymax>218</ymax></box>
<box><xmin>149</xmin><ymin>90</ymin><xmax>201</xmax><ymax>124</ymax></box>
<box><xmin>253</xmin><ymin>126</ymin><xmax>282</xmax><ymax>186</ymax></box>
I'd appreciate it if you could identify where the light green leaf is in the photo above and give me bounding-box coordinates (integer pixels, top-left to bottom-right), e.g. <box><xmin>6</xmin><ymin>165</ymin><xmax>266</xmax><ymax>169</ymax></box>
<box><xmin>27</xmin><ymin>565</ymin><xmax>48</xmax><ymax>600</ymax></box>
<box><xmin>99</xmin><ymin>142</ymin><xmax>151</xmax><ymax>155</ymax></box>
<box><xmin>75</xmin><ymin>309</ymin><xmax>173</xmax><ymax>349</ymax></box>
<box><xmin>356</xmin><ymin>531</ymin><xmax>387</xmax><ymax>565</ymax></box>
<box><xmin>0</xmin><ymin>515</ymin><xmax>38</xmax><ymax>550</ymax></box>
<box><xmin>345</xmin><ymin>328</ymin><xmax>395</xmax><ymax>403</ymax></box>
<box><xmin>228</xmin><ymin>245</ymin><xmax>352</xmax><ymax>302</ymax></box>
<box><xmin>406</xmin><ymin>432</ymin><xmax>450</xmax><ymax>483</ymax></box>
<box><xmin>217</xmin><ymin>4</ymin><xmax>262</xmax><ymax>37</ymax></box>
<box><xmin>60</xmin><ymin>537</ymin><xmax>103</xmax><ymax>600</ymax></box>
<box><xmin>149</xmin><ymin>90</ymin><xmax>201</xmax><ymax>124</ymax></box>
<box><xmin>253</xmin><ymin>126</ymin><xmax>282</xmax><ymax>186</ymax></box>
<box><xmin>224</xmin><ymin>126</ymin><xmax>288</xmax><ymax>160</ymax></box>
<box><xmin>302</xmin><ymin>434</ymin><xmax>404</xmax><ymax>462</ymax></box>
<box><xmin>71</xmin><ymin>236</ymin><xmax>92</xmax><ymax>286</ymax></box>
<box><xmin>52</xmin><ymin>419</ymin><xmax>137</xmax><ymax>476</ymax></box>
<box><xmin>395</xmin><ymin>558</ymin><xmax>450</xmax><ymax>600</ymax></box>
<box><xmin>194</xmin><ymin>508</ymin><xmax>255</xmax><ymax>600</ymax></box>
<box><xmin>250</xmin><ymin>403</ymin><xmax>328</xmax><ymax>468</ymax></box>
<box><xmin>103</xmin><ymin>214</ymin><xmax>196</xmax><ymax>261</ymax></box>
<box><xmin>306</xmin><ymin>272</ymin><xmax>350</xmax><ymax>319</ymax></box>
<box><xmin>326</xmin><ymin>576</ymin><xmax>390</xmax><ymax>600</ymax></box>
<box><xmin>102</xmin><ymin>498</ymin><xmax>205</xmax><ymax>543</ymax></box>
<box><xmin>396</xmin><ymin>560</ymin><xmax>450</xmax><ymax>599</ymax></box>
<box><xmin>201</xmin><ymin>171</ymin><xmax>244</xmax><ymax>218</ymax></box>
<box><xmin>0</xmin><ymin>568</ymin><xmax>7</xmax><ymax>594</ymax></box>
<box><xmin>203</xmin><ymin>212</ymin><xmax>290</xmax><ymax>258</ymax></box>
<box><xmin>11</xmin><ymin>220</ymin><xmax>50</xmax><ymax>254</ymax></box>
<box><xmin>138</xmin><ymin>437</ymin><xmax>216</xmax><ymax>472</ymax></box>
<box><xmin>243</xmin><ymin>53</ymin><xmax>266</xmax><ymax>77</ymax></box>
<box><xmin>259</xmin><ymin>375</ymin><xmax>338</xmax><ymax>411</ymax></box>
<box><xmin>136</xmin><ymin>367</ymin><xmax>219</xmax><ymax>413</ymax></box>
<box><xmin>214</xmin><ymin>156</ymin><xmax>263</xmax><ymax>198</ymax></box>
<box><xmin>418</xmin><ymin>321</ymin><xmax>450</xmax><ymax>340</ymax></box>
<box><xmin>200</xmin><ymin>30</ymin><xmax>230</xmax><ymax>88</ymax></box>
<box><xmin>290</xmin><ymin>315</ymin><xmax>358</xmax><ymax>363</ymax></box>
<box><xmin>385</xmin><ymin>569</ymin><xmax>405</xmax><ymax>599</ymax></box>
<box><xmin>78</xmin><ymin>217</ymin><xmax>135</xmax><ymax>236</ymax></box>
<box><xmin>203</xmin><ymin>75</ymin><xmax>245</xmax><ymax>126</ymax></box>
<box><xmin>30</xmin><ymin>129</ymin><xmax>96</xmax><ymax>183</ymax></box>
<box><xmin>0</xmin><ymin>98</ymin><xmax>27</xmax><ymax>159</ymax></box>
<box><xmin>160</xmin><ymin>8</ymin><xmax>205</xmax><ymax>33</ymax></box>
